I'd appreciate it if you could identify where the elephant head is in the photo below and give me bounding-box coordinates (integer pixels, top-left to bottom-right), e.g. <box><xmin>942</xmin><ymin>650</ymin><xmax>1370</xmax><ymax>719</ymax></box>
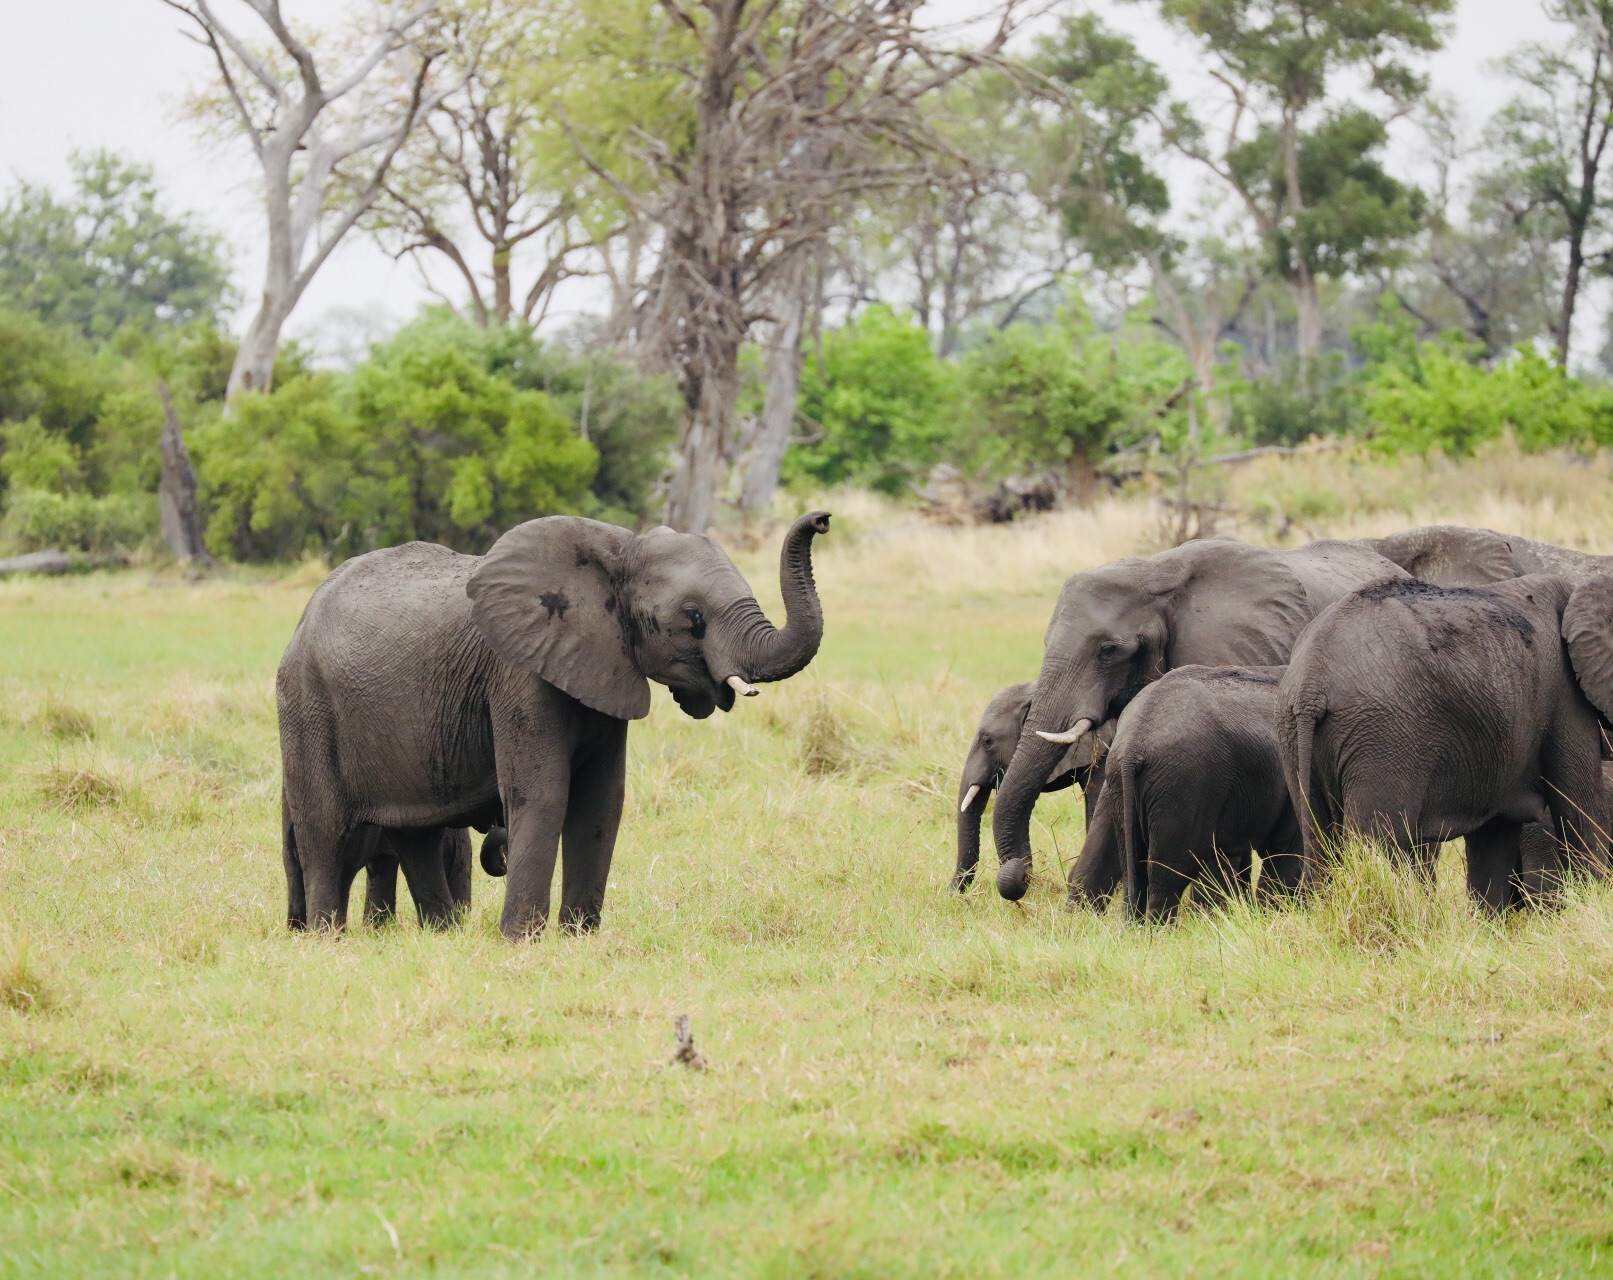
<box><xmin>991</xmin><ymin>539</ymin><xmax>1312</xmax><ymax>901</ymax></box>
<box><xmin>1368</xmin><ymin>525</ymin><xmax>1522</xmax><ymax>588</ymax></box>
<box><xmin>954</xmin><ymin>682</ymin><xmax>1101</xmax><ymax>891</ymax></box>
<box><xmin>467</xmin><ymin>510</ymin><xmax>831</xmax><ymax>720</ymax></box>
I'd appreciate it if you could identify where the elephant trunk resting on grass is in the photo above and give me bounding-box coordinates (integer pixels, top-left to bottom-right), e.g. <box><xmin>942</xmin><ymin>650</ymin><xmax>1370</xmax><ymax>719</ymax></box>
<box><xmin>278</xmin><ymin>511</ymin><xmax>831</xmax><ymax>939</ymax></box>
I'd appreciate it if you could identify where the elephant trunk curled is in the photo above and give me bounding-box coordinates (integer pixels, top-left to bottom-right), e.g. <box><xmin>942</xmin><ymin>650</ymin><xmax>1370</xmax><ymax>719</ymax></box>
<box><xmin>709</xmin><ymin>511</ymin><xmax>830</xmax><ymax>684</ymax></box>
<box><xmin>991</xmin><ymin>731</ymin><xmax>1071</xmax><ymax>900</ymax></box>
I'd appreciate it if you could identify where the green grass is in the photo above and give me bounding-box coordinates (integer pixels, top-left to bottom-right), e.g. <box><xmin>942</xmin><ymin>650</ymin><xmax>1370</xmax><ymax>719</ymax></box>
<box><xmin>2</xmin><ymin>541</ymin><xmax>1612</xmax><ymax>1278</ymax></box>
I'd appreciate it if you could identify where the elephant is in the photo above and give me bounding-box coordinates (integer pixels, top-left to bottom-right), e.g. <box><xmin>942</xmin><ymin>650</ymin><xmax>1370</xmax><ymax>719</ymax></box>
<box><xmin>361</xmin><ymin>827</ymin><xmax>475</xmax><ymax>926</ymax></box>
<box><xmin>1110</xmin><ymin>665</ymin><xmax>1303</xmax><ymax>921</ymax></box>
<box><xmin>1368</xmin><ymin>524</ymin><xmax>1613</xmax><ymax>588</ymax></box>
<box><xmin>277</xmin><ymin>510</ymin><xmax>831</xmax><ymax>938</ymax></box>
<box><xmin>991</xmin><ymin>535</ymin><xmax>1411</xmax><ymax>903</ymax></box>
<box><xmin>953</xmin><ymin>682</ymin><xmax>1112</xmax><ymax>892</ymax></box>
<box><xmin>1276</xmin><ymin>574</ymin><xmax>1613</xmax><ymax>913</ymax></box>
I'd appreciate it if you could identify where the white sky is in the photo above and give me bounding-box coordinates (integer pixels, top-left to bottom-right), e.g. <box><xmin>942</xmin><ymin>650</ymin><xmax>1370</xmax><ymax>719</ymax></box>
<box><xmin>0</xmin><ymin>0</ymin><xmax>1571</xmax><ymax>358</ymax></box>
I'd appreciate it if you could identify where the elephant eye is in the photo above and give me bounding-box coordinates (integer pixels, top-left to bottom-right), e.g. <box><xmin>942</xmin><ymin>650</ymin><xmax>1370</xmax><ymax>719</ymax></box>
<box><xmin>982</xmin><ymin>735</ymin><xmax>993</xmax><ymax>749</ymax></box>
<box><xmin>683</xmin><ymin>607</ymin><xmax>707</xmax><ymax>640</ymax></box>
<box><xmin>1097</xmin><ymin>641</ymin><xmax>1120</xmax><ymax>660</ymax></box>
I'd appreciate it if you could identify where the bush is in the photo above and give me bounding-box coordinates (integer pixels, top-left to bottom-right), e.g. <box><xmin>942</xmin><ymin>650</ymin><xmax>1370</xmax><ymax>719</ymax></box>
<box><xmin>1228</xmin><ymin>354</ymin><xmax>1360</xmax><ymax>446</ymax></box>
<box><xmin>957</xmin><ymin>312</ymin><xmax>1189</xmax><ymax>481</ymax></box>
<box><xmin>784</xmin><ymin>305</ymin><xmax>954</xmax><ymax>494</ymax></box>
<box><xmin>0</xmin><ymin>488</ymin><xmax>156</xmax><ymax>555</ymax></box>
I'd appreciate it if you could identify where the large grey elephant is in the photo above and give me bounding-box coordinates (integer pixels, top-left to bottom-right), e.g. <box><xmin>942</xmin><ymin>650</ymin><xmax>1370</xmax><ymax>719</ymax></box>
<box><xmin>278</xmin><ymin>511</ymin><xmax>831</xmax><ymax>938</ymax></box>
<box><xmin>1277</xmin><ymin>575</ymin><xmax>1613</xmax><ymax>912</ymax></box>
<box><xmin>1111</xmin><ymin>665</ymin><xmax>1302</xmax><ymax>921</ymax></box>
<box><xmin>953</xmin><ymin>682</ymin><xmax>1110</xmax><ymax>892</ymax></box>
<box><xmin>1368</xmin><ymin>524</ymin><xmax>1613</xmax><ymax>587</ymax></box>
<box><xmin>991</xmin><ymin>536</ymin><xmax>1410</xmax><ymax>903</ymax></box>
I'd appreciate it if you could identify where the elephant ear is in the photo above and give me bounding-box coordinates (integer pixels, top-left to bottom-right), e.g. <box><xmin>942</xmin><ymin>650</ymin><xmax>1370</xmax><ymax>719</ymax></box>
<box><xmin>1564</xmin><ymin>576</ymin><xmax>1613</xmax><ymax>722</ymax></box>
<box><xmin>1147</xmin><ymin>540</ymin><xmax>1311</xmax><ymax>668</ymax></box>
<box><xmin>466</xmin><ymin>517</ymin><xmax>651</xmax><ymax>721</ymax></box>
<box><xmin>1373</xmin><ymin>525</ymin><xmax>1518</xmax><ymax>587</ymax></box>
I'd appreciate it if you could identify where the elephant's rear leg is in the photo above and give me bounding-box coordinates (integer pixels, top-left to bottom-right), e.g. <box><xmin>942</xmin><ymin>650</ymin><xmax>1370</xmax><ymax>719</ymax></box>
<box><xmin>1465</xmin><ymin>819</ymin><xmax>1523</xmax><ymax>915</ymax></box>
<box><xmin>444</xmin><ymin>829</ymin><xmax>473</xmax><ymax>910</ymax></box>
<box><xmin>282</xmin><ymin>793</ymin><xmax>307</xmax><ymax>931</ymax></box>
<box><xmin>392</xmin><ymin>828</ymin><xmax>462</xmax><ymax>929</ymax></box>
<box><xmin>364</xmin><ymin>850</ymin><xmax>401</xmax><ymax>926</ymax></box>
<box><xmin>292</xmin><ymin>803</ymin><xmax>376</xmax><ymax>932</ymax></box>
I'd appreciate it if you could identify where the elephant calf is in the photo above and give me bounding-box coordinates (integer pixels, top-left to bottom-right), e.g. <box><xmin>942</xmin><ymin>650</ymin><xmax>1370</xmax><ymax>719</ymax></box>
<box><xmin>278</xmin><ymin>511</ymin><xmax>831</xmax><ymax>938</ymax></box>
<box><xmin>1109</xmin><ymin>666</ymin><xmax>1302</xmax><ymax>920</ymax></box>
<box><xmin>953</xmin><ymin>682</ymin><xmax>1110</xmax><ymax>892</ymax></box>
<box><xmin>1279</xmin><ymin>575</ymin><xmax>1613</xmax><ymax>912</ymax></box>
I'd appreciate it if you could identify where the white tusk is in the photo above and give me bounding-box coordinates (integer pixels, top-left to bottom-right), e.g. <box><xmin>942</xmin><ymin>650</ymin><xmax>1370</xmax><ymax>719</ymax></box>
<box><xmin>960</xmin><ymin>784</ymin><xmax>981</xmax><ymax>814</ymax></box>
<box><xmin>1035</xmin><ymin>718</ymin><xmax>1093</xmax><ymax>746</ymax></box>
<box><xmin>727</xmin><ymin>675</ymin><xmax>759</xmax><ymax>697</ymax></box>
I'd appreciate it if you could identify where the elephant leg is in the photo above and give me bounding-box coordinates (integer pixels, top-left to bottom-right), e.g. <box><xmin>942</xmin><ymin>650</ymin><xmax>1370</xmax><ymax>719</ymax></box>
<box><xmin>1257</xmin><ymin>805</ymin><xmax>1305</xmax><ymax>904</ymax></box>
<box><xmin>443</xmin><ymin>829</ymin><xmax>473</xmax><ymax>910</ymax></box>
<box><xmin>559</xmin><ymin>719</ymin><xmax>628</xmax><ymax>934</ymax></box>
<box><xmin>1465</xmin><ymin>819</ymin><xmax>1523</xmax><ymax>916</ymax></box>
<box><xmin>1081</xmin><ymin>756</ymin><xmax>1107</xmax><ymax>830</ymax></box>
<box><xmin>393</xmin><ymin>828</ymin><xmax>461</xmax><ymax>929</ymax></box>
<box><xmin>1066</xmin><ymin>781</ymin><xmax>1121</xmax><ymax>910</ymax></box>
<box><xmin>293</xmin><ymin>798</ymin><xmax>377</xmax><ymax>933</ymax></box>
<box><xmin>494</xmin><ymin>724</ymin><xmax>573</xmax><ymax>941</ymax></box>
<box><xmin>364</xmin><ymin>848</ymin><xmax>401</xmax><ymax>926</ymax></box>
<box><xmin>281</xmin><ymin>793</ymin><xmax>306</xmax><ymax>931</ymax></box>
<box><xmin>1196</xmin><ymin>843</ymin><xmax>1250</xmax><ymax>908</ymax></box>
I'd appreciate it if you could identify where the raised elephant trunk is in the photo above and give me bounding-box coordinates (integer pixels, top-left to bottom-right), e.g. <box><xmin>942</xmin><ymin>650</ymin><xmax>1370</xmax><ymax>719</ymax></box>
<box><xmin>990</xmin><ymin>731</ymin><xmax>1069</xmax><ymax>900</ymax></box>
<box><xmin>712</xmin><ymin>511</ymin><xmax>830</xmax><ymax>684</ymax></box>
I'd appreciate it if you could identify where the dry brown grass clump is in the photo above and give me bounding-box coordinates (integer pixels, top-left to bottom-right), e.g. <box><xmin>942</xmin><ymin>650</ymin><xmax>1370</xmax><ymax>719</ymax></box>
<box><xmin>37</xmin><ymin>691</ymin><xmax>96</xmax><ymax>741</ymax></box>
<box><xmin>0</xmin><ymin>926</ymin><xmax>56</xmax><ymax>1013</ymax></box>
<box><xmin>34</xmin><ymin>763</ymin><xmax>123</xmax><ymax>811</ymax></box>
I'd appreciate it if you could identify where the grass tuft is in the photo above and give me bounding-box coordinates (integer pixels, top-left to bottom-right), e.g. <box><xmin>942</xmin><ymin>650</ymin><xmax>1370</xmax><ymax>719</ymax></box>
<box><xmin>34</xmin><ymin>764</ymin><xmax>123</xmax><ymax>811</ymax></box>
<box><xmin>797</xmin><ymin>687</ymin><xmax>855</xmax><ymax>776</ymax></box>
<box><xmin>37</xmin><ymin>691</ymin><xmax>96</xmax><ymax>741</ymax></box>
<box><xmin>0</xmin><ymin>926</ymin><xmax>56</xmax><ymax>1013</ymax></box>
<box><xmin>1310</xmin><ymin>839</ymin><xmax>1462</xmax><ymax>954</ymax></box>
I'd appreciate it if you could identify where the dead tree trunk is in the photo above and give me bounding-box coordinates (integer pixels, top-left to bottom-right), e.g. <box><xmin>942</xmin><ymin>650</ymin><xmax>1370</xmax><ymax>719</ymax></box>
<box><xmin>741</xmin><ymin>252</ymin><xmax>817</xmax><ymax>517</ymax></box>
<box><xmin>157</xmin><ymin>384</ymin><xmax>212</xmax><ymax>568</ymax></box>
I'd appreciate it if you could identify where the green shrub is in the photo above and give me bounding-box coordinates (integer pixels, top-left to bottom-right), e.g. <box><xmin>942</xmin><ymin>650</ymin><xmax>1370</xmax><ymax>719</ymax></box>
<box><xmin>785</xmin><ymin>305</ymin><xmax>954</xmax><ymax>494</ymax></box>
<box><xmin>0</xmin><ymin>488</ymin><xmax>156</xmax><ymax>554</ymax></box>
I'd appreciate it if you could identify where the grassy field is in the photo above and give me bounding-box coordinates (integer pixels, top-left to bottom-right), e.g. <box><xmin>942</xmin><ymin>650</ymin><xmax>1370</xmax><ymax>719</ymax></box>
<box><xmin>4</xmin><ymin>448</ymin><xmax>1613</xmax><ymax>1277</ymax></box>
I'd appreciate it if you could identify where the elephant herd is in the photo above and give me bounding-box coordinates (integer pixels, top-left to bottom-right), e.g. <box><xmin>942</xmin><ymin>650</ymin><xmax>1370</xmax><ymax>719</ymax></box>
<box><xmin>271</xmin><ymin>508</ymin><xmax>1613</xmax><ymax>940</ymax></box>
<box><xmin>957</xmin><ymin>525</ymin><xmax>1613</xmax><ymax>919</ymax></box>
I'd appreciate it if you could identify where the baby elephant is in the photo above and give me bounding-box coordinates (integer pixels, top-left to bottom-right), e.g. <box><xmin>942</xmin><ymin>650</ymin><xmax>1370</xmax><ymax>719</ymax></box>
<box><xmin>954</xmin><ymin>682</ymin><xmax>1108</xmax><ymax>891</ymax></box>
<box><xmin>1111</xmin><ymin>666</ymin><xmax>1303</xmax><ymax>920</ymax></box>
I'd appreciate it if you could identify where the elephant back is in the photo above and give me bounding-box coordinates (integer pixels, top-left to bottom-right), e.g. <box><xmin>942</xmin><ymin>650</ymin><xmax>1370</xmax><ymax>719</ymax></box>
<box><xmin>1279</xmin><ymin>539</ymin><xmax>1411</xmax><ymax>614</ymax></box>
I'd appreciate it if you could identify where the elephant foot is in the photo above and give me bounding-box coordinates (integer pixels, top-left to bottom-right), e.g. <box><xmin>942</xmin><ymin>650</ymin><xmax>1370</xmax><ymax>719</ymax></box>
<box><xmin>949</xmin><ymin>867</ymin><xmax>977</xmax><ymax>893</ymax></box>
<box><xmin>996</xmin><ymin>857</ymin><xmax>1031</xmax><ymax>901</ymax></box>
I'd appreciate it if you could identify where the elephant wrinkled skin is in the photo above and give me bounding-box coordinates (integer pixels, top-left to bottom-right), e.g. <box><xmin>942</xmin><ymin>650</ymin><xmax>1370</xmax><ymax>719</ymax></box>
<box><xmin>278</xmin><ymin>511</ymin><xmax>830</xmax><ymax>938</ymax></box>
<box><xmin>1110</xmin><ymin>666</ymin><xmax>1303</xmax><ymax>921</ymax></box>
<box><xmin>1278</xmin><ymin>575</ymin><xmax>1613</xmax><ymax>912</ymax></box>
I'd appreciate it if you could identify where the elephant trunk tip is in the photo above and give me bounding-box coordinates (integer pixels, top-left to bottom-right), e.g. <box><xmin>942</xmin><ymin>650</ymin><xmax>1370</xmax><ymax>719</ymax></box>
<box><xmin>997</xmin><ymin>857</ymin><xmax>1032</xmax><ymax>901</ymax></box>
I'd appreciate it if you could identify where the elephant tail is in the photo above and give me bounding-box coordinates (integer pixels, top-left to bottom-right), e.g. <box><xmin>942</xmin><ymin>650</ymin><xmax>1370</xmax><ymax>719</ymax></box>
<box><xmin>1118</xmin><ymin>753</ymin><xmax>1145</xmax><ymax>920</ymax></box>
<box><xmin>281</xmin><ymin>791</ymin><xmax>306</xmax><ymax>931</ymax></box>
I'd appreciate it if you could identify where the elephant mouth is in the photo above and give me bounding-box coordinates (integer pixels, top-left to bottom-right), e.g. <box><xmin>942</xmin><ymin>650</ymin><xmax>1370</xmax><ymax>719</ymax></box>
<box><xmin>671</xmin><ymin>670</ymin><xmax>736</xmax><ymax>719</ymax></box>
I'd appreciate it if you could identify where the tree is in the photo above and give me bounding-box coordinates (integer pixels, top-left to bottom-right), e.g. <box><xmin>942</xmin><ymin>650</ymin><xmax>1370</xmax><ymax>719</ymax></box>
<box><xmin>1144</xmin><ymin>0</ymin><xmax>1452</xmax><ymax>359</ymax></box>
<box><xmin>162</xmin><ymin>0</ymin><xmax>448</xmax><ymax>398</ymax></box>
<box><xmin>0</xmin><ymin>151</ymin><xmax>232</xmax><ymax>341</ymax></box>
<box><xmin>558</xmin><ymin>0</ymin><xmax>1030</xmax><ymax>533</ymax></box>
<box><xmin>366</xmin><ymin>0</ymin><xmax>605</xmax><ymax>329</ymax></box>
<box><xmin>1478</xmin><ymin>34</ymin><xmax>1613</xmax><ymax>367</ymax></box>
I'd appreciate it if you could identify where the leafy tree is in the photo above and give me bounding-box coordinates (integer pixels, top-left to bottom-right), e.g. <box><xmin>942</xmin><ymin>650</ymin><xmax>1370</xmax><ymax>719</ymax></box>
<box><xmin>0</xmin><ymin>152</ymin><xmax>232</xmax><ymax>341</ymax></box>
<box><xmin>1146</xmin><ymin>0</ymin><xmax>1452</xmax><ymax>358</ymax></box>
<box><xmin>1477</xmin><ymin>35</ymin><xmax>1613</xmax><ymax>366</ymax></box>
<box><xmin>783</xmin><ymin>306</ymin><xmax>953</xmax><ymax>494</ymax></box>
<box><xmin>958</xmin><ymin>310</ymin><xmax>1189</xmax><ymax>483</ymax></box>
